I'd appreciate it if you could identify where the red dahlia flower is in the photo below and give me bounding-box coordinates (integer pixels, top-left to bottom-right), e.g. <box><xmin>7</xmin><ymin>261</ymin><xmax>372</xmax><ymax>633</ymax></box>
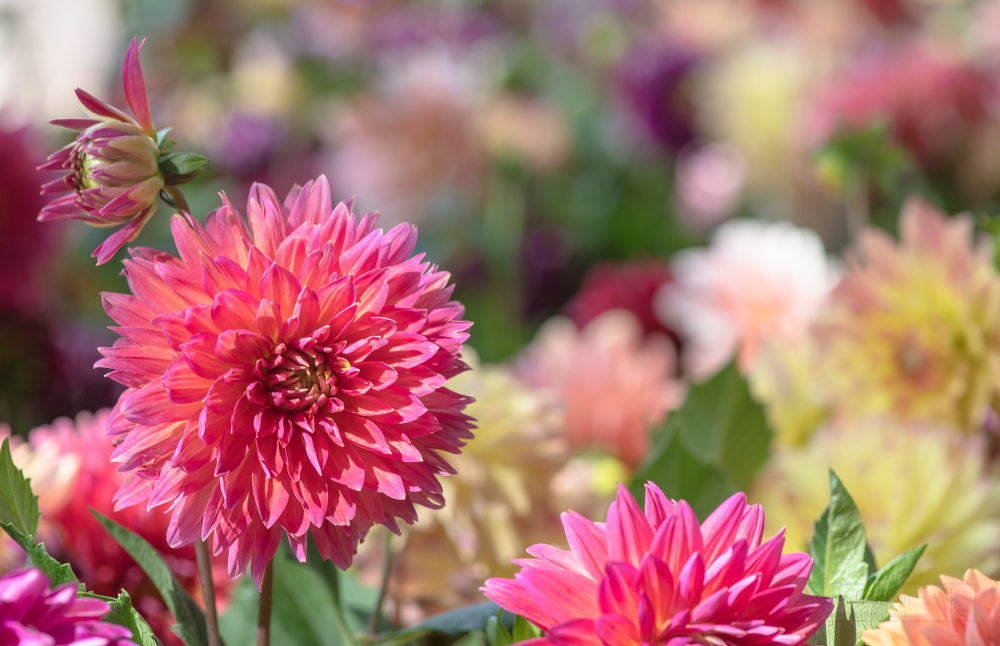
<box><xmin>98</xmin><ymin>176</ymin><xmax>473</xmax><ymax>586</ymax></box>
<box><xmin>38</xmin><ymin>38</ymin><xmax>164</xmax><ymax>265</ymax></box>
<box><xmin>483</xmin><ymin>484</ymin><xmax>832</xmax><ymax>646</ymax></box>
<box><xmin>0</xmin><ymin>569</ymin><xmax>136</xmax><ymax>646</ymax></box>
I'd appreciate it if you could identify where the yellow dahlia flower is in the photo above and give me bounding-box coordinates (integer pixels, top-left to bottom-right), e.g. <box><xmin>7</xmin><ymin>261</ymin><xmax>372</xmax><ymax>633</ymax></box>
<box><xmin>751</xmin><ymin>419</ymin><xmax>1000</xmax><ymax>585</ymax></box>
<box><xmin>815</xmin><ymin>197</ymin><xmax>1000</xmax><ymax>431</ymax></box>
<box><xmin>748</xmin><ymin>339</ymin><xmax>829</xmax><ymax>446</ymax></box>
<box><xmin>392</xmin><ymin>353</ymin><xmax>577</xmax><ymax>609</ymax></box>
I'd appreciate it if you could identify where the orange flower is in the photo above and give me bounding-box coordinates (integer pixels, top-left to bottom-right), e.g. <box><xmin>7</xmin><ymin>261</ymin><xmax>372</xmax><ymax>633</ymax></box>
<box><xmin>862</xmin><ymin>569</ymin><xmax>1000</xmax><ymax>646</ymax></box>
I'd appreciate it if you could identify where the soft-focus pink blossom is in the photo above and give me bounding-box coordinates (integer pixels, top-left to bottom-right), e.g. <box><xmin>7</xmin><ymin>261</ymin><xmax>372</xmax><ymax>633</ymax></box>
<box><xmin>98</xmin><ymin>175</ymin><xmax>472</xmax><ymax>586</ymax></box>
<box><xmin>5</xmin><ymin>411</ymin><xmax>230</xmax><ymax>646</ymax></box>
<box><xmin>518</xmin><ymin>310</ymin><xmax>681</xmax><ymax>469</ymax></box>
<box><xmin>0</xmin><ymin>569</ymin><xmax>136</xmax><ymax>646</ymax></box>
<box><xmin>807</xmin><ymin>45</ymin><xmax>995</xmax><ymax>174</ymax></box>
<box><xmin>657</xmin><ymin>220</ymin><xmax>837</xmax><ymax>379</ymax></box>
<box><xmin>674</xmin><ymin>144</ymin><xmax>746</xmax><ymax>231</ymax></box>
<box><xmin>38</xmin><ymin>38</ymin><xmax>164</xmax><ymax>265</ymax></box>
<box><xmin>482</xmin><ymin>484</ymin><xmax>833</xmax><ymax>646</ymax></box>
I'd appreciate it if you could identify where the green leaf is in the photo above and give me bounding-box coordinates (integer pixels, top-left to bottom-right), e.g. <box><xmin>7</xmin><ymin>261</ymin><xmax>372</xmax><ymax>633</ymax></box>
<box><xmin>511</xmin><ymin>615</ymin><xmax>542</xmax><ymax>642</ymax></box>
<box><xmin>98</xmin><ymin>590</ymin><xmax>164</xmax><ymax>646</ymax></box>
<box><xmin>0</xmin><ymin>438</ymin><xmax>40</xmax><ymax>536</ymax></box>
<box><xmin>863</xmin><ymin>544</ymin><xmax>927</xmax><ymax>602</ymax></box>
<box><xmin>155</xmin><ymin>127</ymin><xmax>173</xmax><ymax>148</ymax></box>
<box><xmin>629</xmin><ymin>362</ymin><xmax>772</xmax><ymax>518</ymax></box>
<box><xmin>159</xmin><ymin>152</ymin><xmax>209</xmax><ymax>185</ymax></box>
<box><xmin>807</xmin><ymin>596</ymin><xmax>892</xmax><ymax>646</ymax></box>
<box><xmin>806</xmin><ymin>471</ymin><xmax>870</xmax><ymax>599</ymax></box>
<box><xmin>91</xmin><ymin>510</ymin><xmax>208</xmax><ymax>646</ymax></box>
<box><xmin>0</xmin><ymin>522</ymin><xmax>77</xmax><ymax>586</ymax></box>
<box><xmin>486</xmin><ymin>612</ymin><xmax>513</xmax><ymax>646</ymax></box>
<box><xmin>408</xmin><ymin>602</ymin><xmax>507</xmax><ymax>636</ymax></box>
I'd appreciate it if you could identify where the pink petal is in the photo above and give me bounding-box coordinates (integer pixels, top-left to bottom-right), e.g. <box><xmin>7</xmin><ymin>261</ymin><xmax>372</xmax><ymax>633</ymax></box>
<box><xmin>122</xmin><ymin>37</ymin><xmax>153</xmax><ymax>133</ymax></box>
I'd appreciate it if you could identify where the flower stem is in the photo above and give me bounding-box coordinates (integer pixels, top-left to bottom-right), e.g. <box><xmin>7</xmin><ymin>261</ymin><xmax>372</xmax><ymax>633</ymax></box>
<box><xmin>195</xmin><ymin>540</ymin><xmax>223</xmax><ymax>646</ymax></box>
<box><xmin>257</xmin><ymin>561</ymin><xmax>274</xmax><ymax>646</ymax></box>
<box><xmin>368</xmin><ymin>530</ymin><xmax>394</xmax><ymax>637</ymax></box>
<box><xmin>165</xmin><ymin>184</ymin><xmax>192</xmax><ymax>215</ymax></box>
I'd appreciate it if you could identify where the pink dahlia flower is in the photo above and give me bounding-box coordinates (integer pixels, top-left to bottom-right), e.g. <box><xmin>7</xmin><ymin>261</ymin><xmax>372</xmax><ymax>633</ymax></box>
<box><xmin>98</xmin><ymin>175</ymin><xmax>473</xmax><ymax>586</ymax></box>
<box><xmin>0</xmin><ymin>568</ymin><xmax>136</xmax><ymax>646</ymax></box>
<box><xmin>39</xmin><ymin>38</ymin><xmax>164</xmax><ymax>265</ymax></box>
<box><xmin>483</xmin><ymin>484</ymin><xmax>833</xmax><ymax>646</ymax></box>
<box><xmin>518</xmin><ymin>311</ymin><xmax>682</xmax><ymax>469</ymax></box>
<box><xmin>4</xmin><ymin>411</ymin><xmax>231</xmax><ymax>646</ymax></box>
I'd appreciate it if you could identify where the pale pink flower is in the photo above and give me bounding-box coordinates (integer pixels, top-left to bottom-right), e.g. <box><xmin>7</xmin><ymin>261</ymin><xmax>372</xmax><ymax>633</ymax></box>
<box><xmin>97</xmin><ymin>175</ymin><xmax>473</xmax><ymax>586</ymax></box>
<box><xmin>38</xmin><ymin>38</ymin><xmax>165</xmax><ymax>265</ymax></box>
<box><xmin>657</xmin><ymin>220</ymin><xmax>837</xmax><ymax>379</ymax></box>
<box><xmin>482</xmin><ymin>484</ymin><xmax>833</xmax><ymax>646</ymax></box>
<box><xmin>518</xmin><ymin>310</ymin><xmax>681</xmax><ymax>469</ymax></box>
<box><xmin>0</xmin><ymin>569</ymin><xmax>136</xmax><ymax>646</ymax></box>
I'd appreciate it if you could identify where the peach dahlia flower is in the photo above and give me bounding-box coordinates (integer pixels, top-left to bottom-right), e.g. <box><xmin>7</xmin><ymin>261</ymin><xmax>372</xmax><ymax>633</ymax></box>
<box><xmin>97</xmin><ymin>175</ymin><xmax>473</xmax><ymax>586</ymax></box>
<box><xmin>862</xmin><ymin>569</ymin><xmax>1000</xmax><ymax>646</ymax></box>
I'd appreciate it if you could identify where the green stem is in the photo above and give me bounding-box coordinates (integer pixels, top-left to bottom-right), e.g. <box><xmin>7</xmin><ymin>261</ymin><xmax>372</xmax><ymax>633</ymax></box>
<box><xmin>368</xmin><ymin>530</ymin><xmax>394</xmax><ymax>637</ymax></box>
<box><xmin>195</xmin><ymin>540</ymin><xmax>223</xmax><ymax>646</ymax></box>
<box><xmin>165</xmin><ymin>184</ymin><xmax>192</xmax><ymax>215</ymax></box>
<box><xmin>257</xmin><ymin>561</ymin><xmax>274</xmax><ymax>646</ymax></box>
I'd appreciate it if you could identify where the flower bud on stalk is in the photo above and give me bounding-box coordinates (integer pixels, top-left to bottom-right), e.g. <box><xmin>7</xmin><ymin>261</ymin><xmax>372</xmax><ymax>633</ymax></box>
<box><xmin>38</xmin><ymin>38</ymin><xmax>206</xmax><ymax>265</ymax></box>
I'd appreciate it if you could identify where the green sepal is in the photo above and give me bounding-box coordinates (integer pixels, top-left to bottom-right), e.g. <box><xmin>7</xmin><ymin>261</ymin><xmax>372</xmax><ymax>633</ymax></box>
<box><xmin>159</xmin><ymin>152</ymin><xmax>209</xmax><ymax>185</ymax></box>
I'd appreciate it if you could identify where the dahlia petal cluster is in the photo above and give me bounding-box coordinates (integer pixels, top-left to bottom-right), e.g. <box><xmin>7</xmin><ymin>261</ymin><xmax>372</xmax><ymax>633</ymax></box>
<box><xmin>482</xmin><ymin>484</ymin><xmax>833</xmax><ymax>646</ymax></box>
<box><xmin>751</xmin><ymin>419</ymin><xmax>1000</xmax><ymax>584</ymax></box>
<box><xmin>658</xmin><ymin>219</ymin><xmax>837</xmax><ymax>379</ymax></box>
<box><xmin>39</xmin><ymin>38</ymin><xmax>164</xmax><ymax>265</ymax></box>
<box><xmin>0</xmin><ymin>569</ymin><xmax>136</xmax><ymax>646</ymax></box>
<box><xmin>814</xmin><ymin>197</ymin><xmax>1000</xmax><ymax>431</ymax></box>
<box><xmin>518</xmin><ymin>310</ymin><xmax>682</xmax><ymax>469</ymax></box>
<box><xmin>861</xmin><ymin>569</ymin><xmax>1000</xmax><ymax>646</ymax></box>
<box><xmin>98</xmin><ymin>175</ymin><xmax>473</xmax><ymax>586</ymax></box>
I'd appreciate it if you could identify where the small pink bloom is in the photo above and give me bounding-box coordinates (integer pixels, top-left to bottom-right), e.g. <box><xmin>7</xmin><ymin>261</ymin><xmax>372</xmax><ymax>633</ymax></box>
<box><xmin>98</xmin><ymin>175</ymin><xmax>472</xmax><ymax>587</ymax></box>
<box><xmin>0</xmin><ymin>568</ymin><xmax>136</xmax><ymax>646</ymax></box>
<box><xmin>658</xmin><ymin>220</ymin><xmax>837</xmax><ymax>379</ymax></box>
<box><xmin>483</xmin><ymin>484</ymin><xmax>833</xmax><ymax>646</ymax></box>
<box><xmin>39</xmin><ymin>38</ymin><xmax>164</xmax><ymax>265</ymax></box>
<box><xmin>518</xmin><ymin>311</ymin><xmax>681</xmax><ymax>469</ymax></box>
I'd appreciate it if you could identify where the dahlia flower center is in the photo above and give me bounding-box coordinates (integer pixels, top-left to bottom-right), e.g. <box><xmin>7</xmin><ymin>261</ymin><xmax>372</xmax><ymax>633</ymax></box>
<box><xmin>254</xmin><ymin>330</ymin><xmax>343</xmax><ymax>416</ymax></box>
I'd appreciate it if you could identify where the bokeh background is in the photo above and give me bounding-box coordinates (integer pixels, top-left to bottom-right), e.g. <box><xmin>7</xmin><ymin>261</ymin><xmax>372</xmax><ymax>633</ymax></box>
<box><xmin>8</xmin><ymin>0</ymin><xmax>1000</xmax><ymax>636</ymax></box>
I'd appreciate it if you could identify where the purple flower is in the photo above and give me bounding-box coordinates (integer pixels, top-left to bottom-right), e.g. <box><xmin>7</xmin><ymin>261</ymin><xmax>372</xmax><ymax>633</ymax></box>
<box><xmin>0</xmin><ymin>569</ymin><xmax>137</xmax><ymax>646</ymax></box>
<box><xmin>619</xmin><ymin>45</ymin><xmax>699</xmax><ymax>153</ymax></box>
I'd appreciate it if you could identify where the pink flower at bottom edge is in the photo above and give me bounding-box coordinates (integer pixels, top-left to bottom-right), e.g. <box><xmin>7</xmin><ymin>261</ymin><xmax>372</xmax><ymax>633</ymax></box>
<box><xmin>483</xmin><ymin>484</ymin><xmax>832</xmax><ymax>646</ymax></box>
<box><xmin>0</xmin><ymin>569</ymin><xmax>136</xmax><ymax>646</ymax></box>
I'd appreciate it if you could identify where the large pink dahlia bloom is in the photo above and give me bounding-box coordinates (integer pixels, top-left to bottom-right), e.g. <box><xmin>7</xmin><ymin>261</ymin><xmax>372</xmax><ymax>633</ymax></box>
<box><xmin>98</xmin><ymin>175</ymin><xmax>473</xmax><ymax>586</ymax></box>
<box><xmin>482</xmin><ymin>484</ymin><xmax>832</xmax><ymax>646</ymax></box>
<box><xmin>0</xmin><ymin>569</ymin><xmax>136</xmax><ymax>646</ymax></box>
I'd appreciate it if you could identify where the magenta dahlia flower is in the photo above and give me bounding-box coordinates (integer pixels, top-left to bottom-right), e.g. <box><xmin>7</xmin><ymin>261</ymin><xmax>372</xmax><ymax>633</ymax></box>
<box><xmin>0</xmin><ymin>569</ymin><xmax>136</xmax><ymax>646</ymax></box>
<box><xmin>98</xmin><ymin>175</ymin><xmax>473</xmax><ymax>586</ymax></box>
<box><xmin>38</xmin><ymin>38</ymin><xmax>164</xmax><ymax>265</ymax></box>
<box><xmin>482</xmin><ymin>484</ymin><xmax>832</xmax><ymax>646</ymax></box>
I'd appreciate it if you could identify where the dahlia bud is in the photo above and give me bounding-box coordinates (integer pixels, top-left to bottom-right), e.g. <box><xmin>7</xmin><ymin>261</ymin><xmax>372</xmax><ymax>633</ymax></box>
<box><xmin>38</xmin><ymin>38</ymin><xmax>206</xmax><ymax>265</ymax></box>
